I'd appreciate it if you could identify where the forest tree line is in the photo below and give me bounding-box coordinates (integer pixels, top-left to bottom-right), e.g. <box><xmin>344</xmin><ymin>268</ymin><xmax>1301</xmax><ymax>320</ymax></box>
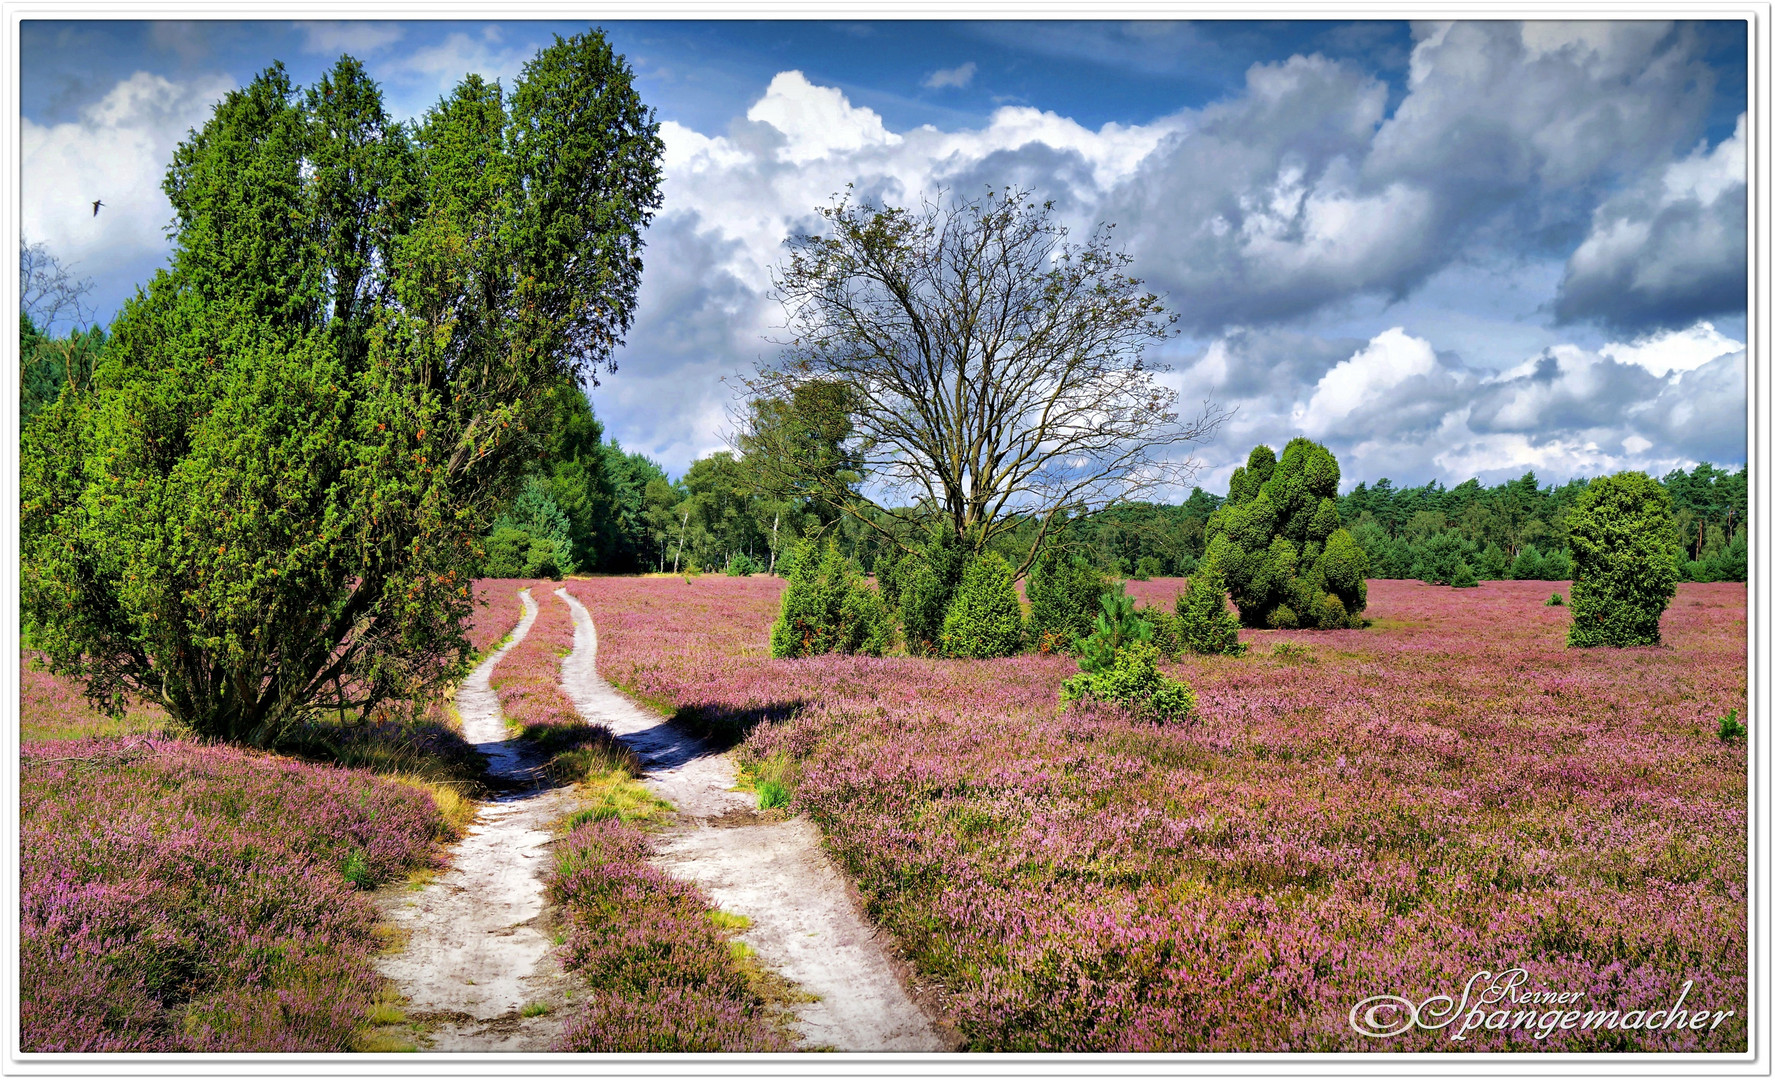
<box><xmin>21</xmin><ymin>313</ymin><xmax>1747</xmax><ymax>586</ymax></box>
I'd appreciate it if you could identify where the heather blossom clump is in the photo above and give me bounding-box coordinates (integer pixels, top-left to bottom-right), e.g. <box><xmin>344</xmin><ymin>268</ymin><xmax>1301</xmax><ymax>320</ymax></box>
<box><xmin>20</xmin><ymin>737</ymin><xmax>457</xmax><ymax>1051</ymax></box>
<box><xmin>547</xmin><ymin>818</ymin><xmax>794</xmax><ymax>1051</ymax></box>
<box><xmin>569</xmin><ymin>574</ymin><xmax>1746</xmax><ymax>1052</ymax></box>
<box><xmin>14</xmin><ymin>584</ymin><xmax>538</xmax><ymax>1052</ymax></box>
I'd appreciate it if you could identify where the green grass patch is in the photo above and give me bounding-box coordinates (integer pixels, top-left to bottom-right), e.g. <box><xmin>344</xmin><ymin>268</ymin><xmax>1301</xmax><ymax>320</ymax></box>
<box><xmin>565</xmin><ymin>769</ymin><xmax>672</xmax><ymax>827</ymax></box>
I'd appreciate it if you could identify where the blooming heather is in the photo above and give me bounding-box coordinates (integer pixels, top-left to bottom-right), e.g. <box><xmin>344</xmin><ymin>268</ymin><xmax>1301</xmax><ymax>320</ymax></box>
<box><xmin>469</xmin><ymin>577</ymin><xmax>551</xmax><ymax>659</ymax></box>
<box><xmin>15</xmin><ymin>581</ymin><xmax>530</xmax><ymax>1051</ymax></box>
<box><xmin>565</xmin><ymin>575</ymin><xmax>1747</xmax><ymax>1052</ymax></box>
<box><xmin>21</xmin><ymin>651</ymin><xmax>167</xmax><ymax>743</ymax></box>
<box><xmin>547</xmin><ymin>818</ymin><xmax>794</xmax><ymax>1052</ymax></box>
<box><xmin>20</xmin><ymin>737</ymin><xmax>457</xmax><ymax>1051</ymax></box>
<box><xmin>486</xmin><ymin>585</ymin><xmax>635</xmax><ymax>778</ymax></box>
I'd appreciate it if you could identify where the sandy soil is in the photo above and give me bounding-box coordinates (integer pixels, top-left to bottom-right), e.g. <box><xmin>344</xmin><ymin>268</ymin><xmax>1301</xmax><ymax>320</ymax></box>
<box><xmin>374</xmin><ymin>589</ymin><xmax>581</xmax><ymax>1051</ymax></box>
<box><xmin>555</xmin><ymin>586</ymin><xmax>947</xmax><ymax>1052</ymax></box>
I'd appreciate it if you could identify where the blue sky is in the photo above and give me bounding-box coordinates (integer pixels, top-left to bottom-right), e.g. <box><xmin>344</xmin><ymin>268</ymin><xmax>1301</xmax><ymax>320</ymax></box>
<box><xmin>19</xmin><ymin>19</ymin><xmax>1750</xmax><ymax>493</ymax></box>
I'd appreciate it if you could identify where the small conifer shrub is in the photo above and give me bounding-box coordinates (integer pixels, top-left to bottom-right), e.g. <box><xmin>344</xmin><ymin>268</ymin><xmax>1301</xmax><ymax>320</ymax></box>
<box><xmin>1176</xmin><ymin>561</ymin><xmax>1244</xmax><ymax>655</ymax></box>
<box><xmin>1076</xmin><ymin>589</ymin><xmax>1153</xmax><ymax>674</ymax></box>
<box><xmin>940</xmin><ymin>552</ymin><xmax>1024</xmax><ymax>659</ymax></box>
<box><xmin>769</xmin><ymin>542</ymin><xmax>893</xmax><ymax>658</ymax></box>
<box><xmin>1025</xmin><ymin>545</ymin><xmax>1110</xmax><ymax>653</ymax></box>
<box><xmin>1144</xmin><ymin>608</ymin><xmax>1183</xmax><ymax>659</ymax></box>
<box><xmin>1060</xmin><ymin>640</ymin><xmax>1196</xmax><ymax>724</ymax></box>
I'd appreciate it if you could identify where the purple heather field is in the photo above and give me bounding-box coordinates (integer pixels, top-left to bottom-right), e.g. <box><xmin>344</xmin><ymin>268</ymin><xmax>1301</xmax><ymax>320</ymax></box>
<box><xmin>569</xmin><ymin>574</ymin><xmax>1747</xmax><ymax>1052</ymax></box>
<box><xmin>19</xmin><ymin>573</ymin><xmax>1747</xmax><ymax>1052</ymax></box>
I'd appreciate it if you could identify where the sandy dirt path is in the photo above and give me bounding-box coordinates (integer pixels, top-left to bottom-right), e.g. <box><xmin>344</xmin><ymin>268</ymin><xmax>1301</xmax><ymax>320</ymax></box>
<box><xmin>554</xmin><ymin>587</ymin><xmax>947</xmax><ymax>1052</ymax></box>
<box><xmin>375</xmin><ymin>589</ymin><xmax>581</xmax><ymax>1051</ymax></box>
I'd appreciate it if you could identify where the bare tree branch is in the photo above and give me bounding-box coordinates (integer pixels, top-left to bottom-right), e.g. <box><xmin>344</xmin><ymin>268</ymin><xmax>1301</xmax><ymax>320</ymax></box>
<box><xmin>19</xmin><ymin>237</ymin><xmax>95</xmax><ymax>335</ymax></box>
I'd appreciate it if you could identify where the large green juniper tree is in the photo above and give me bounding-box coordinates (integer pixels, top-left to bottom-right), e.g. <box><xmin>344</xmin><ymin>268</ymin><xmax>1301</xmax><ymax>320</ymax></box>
<box><xmin>20</xmin><ymin>35</ymin><xmax>663</xmax><ymax>743</ymax></box>
<box><xmin>1203</xmin><ymin>438</ymin><xmax>1369</xmax><ymax>629</ymax></box>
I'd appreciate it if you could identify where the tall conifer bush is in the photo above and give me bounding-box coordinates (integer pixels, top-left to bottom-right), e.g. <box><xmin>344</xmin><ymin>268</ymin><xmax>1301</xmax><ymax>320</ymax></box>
<box><xmin>1566</xmin><ymin>472</ymin><xmax>1681</xmax><ymax>647</ymax></box>
<box><xmin>1203</xmin><ymin>439</ymin><xmax>1368</xmax><ymax>629</ymax></box>
<box><xmin>897</xmin><ymin>530</ymin><xmax>968</xmax><ymax>657</ymax></box>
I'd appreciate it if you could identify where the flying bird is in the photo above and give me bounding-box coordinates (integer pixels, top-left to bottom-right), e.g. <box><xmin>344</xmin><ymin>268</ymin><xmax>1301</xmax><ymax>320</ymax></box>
<box><xmin>92</xmin><ymin>199</ymin><xmax>104</xmax><ymax>217</ymax></box>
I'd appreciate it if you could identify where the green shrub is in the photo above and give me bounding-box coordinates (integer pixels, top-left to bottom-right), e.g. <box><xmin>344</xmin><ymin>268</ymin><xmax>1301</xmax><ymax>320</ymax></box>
<box><xmin>1718</xmin><ymin>709</ymin><xmax>1746</xmax><ymax>741</ymax></box>
<box><xmin>1451</xmin><ymin>561</ymin><xmax>1478</xmax><ymax>588</ymax></box>
<box><xmin>772</xmin><ymin>542</ymin><xmax>802</xmax><ymax>579</ymax></box>
<box><xmin>1144</xmin><ymin>608</ymin><xmax>1182</xmax><ymax>659</ymax></box>
<box><xmin>1413</xmin><ymin>530</ymin><xmax>1474</xmax><ymax>586</ymax></box>
<box><xmin>1477</xmin><ymin>542</ymin><xmax>1509</xmax><ymax>580</ymax></box>
<box><xmin>725</xmin><ymin>552</ymin><xmax>758</xmax><ymax>577</ymax></box>
<box><xmin>874</xmin><ymin>546</ymin><xmax>908</xmax><ymax>610</ymax></box>
<box><xmin>1059</xmin><ymin>640</ymin><xmax>1196</xmax><ymax>723</ymax></box>
<box><xmin>1175</xmin><ymin>560</ymin><xmax>1244</xmax><ymax>656</ymax></box>
<box><xmin>1132</xmin><ymin>555</ymin><xmax>1162</xmax><ymax>581</ymax></box>
<box><xmin>1565</xmin><ymin>471</ymin><xmax>1681</xmax><ymax>648</ymax></box>
<box><xmin>1714</xmin><ymin>531</ymin><xmax>1748</xmax><ymax>582</ymax></box>
<box><xmin>1511</xmin><ymin>543</ymin><xmax>1545</xmax><ymax>581</ymax></box>
<box><xmin>768</xmin><ymin>542</ymin><xmax>893</xmax><ymax>658</ymax></box>
<box><xmin>483</xmin><ymin>475</ymin><xmax>577</xmax><ymax>579</ymax></box>
<box><xmin>1025</xmin><ymin>545</ymin><xmax>1110</xmax><ymax>653</ymax></box>
<box><xmin>1271</xmin><ymin>641</ymin><xmax>1313</xmax><ymax>662</ymax></box>
<box><xmin>1076</xmin><ymin>588</ymin><xmax>1153</xmax><ymax>674</ymax></box>
<box><xmin>941</xmin><ymin>552</ymin><xmax>1023</xmax><ymax>659</ymax></box>
<box><xmin>1204</xmin><ymin>439</ymin><xmax>1368</xmax><ymax>629</ymax></box>
<box><xmin>1509</xmin><ymin>543</ymin><xmax>1572</xmax><ymax>582</ymax></box>
<box><xmin>1546</xmin><ymin>592</ymin><xmax>1565</xmax><ymax>606</ymax></box>
<box><xmin>1541</xmin><ymin>547</ymin><xmax>1573</xmax><ymax>580</ymax></box>
<box><xmin>482</xmin><ymin>525</ymin><xmax>533</xmax><ymax>578</ymax></box>
<box><xmin>898</xmin><ymin>530</ymin><xmax>968</xmax><ymax>657</ymax></box>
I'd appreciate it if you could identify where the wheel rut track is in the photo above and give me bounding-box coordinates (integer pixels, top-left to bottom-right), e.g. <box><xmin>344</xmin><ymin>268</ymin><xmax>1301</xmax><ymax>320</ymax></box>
<box><xmin>377</xmin><ymin>585</ymin><xmax>946</xmax><ymax>1053</ymax></box>
<box><xmin>374</xmin><ymin>589</ymin><xmax>580</xmax><ymax>1051</ymax></box>
<box><xmin>554</xmin><ymin>586</ymin><xmax>946</xmax><ymax>1052</ymax></box>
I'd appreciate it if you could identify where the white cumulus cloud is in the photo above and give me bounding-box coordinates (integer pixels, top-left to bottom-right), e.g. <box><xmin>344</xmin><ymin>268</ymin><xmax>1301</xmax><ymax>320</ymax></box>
<box><xmin>22</xmin><ymin>70</ymin><xmax>236</xmax><ymax>271</ymax></box>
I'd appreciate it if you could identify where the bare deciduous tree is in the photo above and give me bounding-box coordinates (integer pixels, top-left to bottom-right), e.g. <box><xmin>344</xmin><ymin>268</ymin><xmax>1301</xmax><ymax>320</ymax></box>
<box><xmin>19</xmin><ymin>237</ymin><xmax>95</xmax><ymax>335</ymax></box>
<box><xmin>742</xmin><ymin>187</ymin><xmax>1227</xmax><ymax>574</ymax></box>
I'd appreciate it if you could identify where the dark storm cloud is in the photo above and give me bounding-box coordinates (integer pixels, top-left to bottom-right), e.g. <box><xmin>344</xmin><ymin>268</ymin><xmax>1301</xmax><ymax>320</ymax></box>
<box><xmin>1554</xmin><ymin>116</ymin><xmax>1747</xmax><ymax>332</ymax></box>
<box><xmin>1105</xmin><ymin>21</ymin><xmax>1721</xmax><ymax>335</ymax></box>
